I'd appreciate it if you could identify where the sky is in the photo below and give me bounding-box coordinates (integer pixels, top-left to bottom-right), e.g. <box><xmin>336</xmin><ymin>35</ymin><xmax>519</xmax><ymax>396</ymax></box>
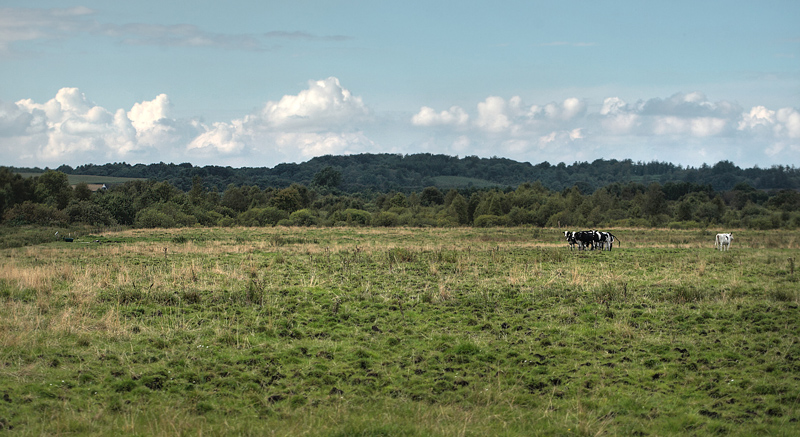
<box><xmin>1</xmin><ymin>1</ymin><xmax>798</xmax><ymax>170</ymax></box>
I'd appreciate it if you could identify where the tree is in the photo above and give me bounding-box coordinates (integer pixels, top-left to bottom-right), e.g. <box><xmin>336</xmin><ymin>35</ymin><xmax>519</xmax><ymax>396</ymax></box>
<box><xmin>65</xmin><ymin>200</ymin><xmax>116</xmax><ymax>226</ymax></box>
<box><xmin>188</xmin><ymin>175</ymin><xmax>206</xmax><ymax>206</ymax></box>
<box><xmin>35</xmin><ymin>170</ymin><xmax>73</xmax><ymax>209</ymax></box>
<box><xmin>74</xmin><ymin>182</ymin><xmax>93</xmax><ymax>201</ymax></box>
<box><xmin>221</xmin><ymin>184</ymin><xmax>249</xmax><ymax>212</ymax></box>
<box><xmin>271</xmin><ymin>186</ymin><xmax>305</xmax><ymax>213</ymax></box>
<box><xmin>312</xmin><ymin>166</ymin><xmax>342</xmax><ymax>189</ymax></box>
<box><xmin>642</xmin><ymin>183</ymin><xmax>667</xmax><ymax>218</ymax></box>
<box><xmin>420</xmin><ymin>186</ymin><xmax>444</xmax><ymax>206</ymax></box>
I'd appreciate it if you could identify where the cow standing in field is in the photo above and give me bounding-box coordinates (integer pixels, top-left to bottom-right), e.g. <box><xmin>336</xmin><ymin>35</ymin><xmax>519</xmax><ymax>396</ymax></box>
<box><xmin>564</xmin><ymin>231</ymin><xmax>577</xmax><ymax>250</ymax></box>
<box><xmin>715</xmin><ymin>233</ymin><xmax>733</xmax><ymax>251</ymax></box>
<box><xmin>565</xmin><ymin>230</ymin><xmax>619</xmax><ymax>251</ymax></box>
<box><xmin>564</xmin><ymin>230</ymin><xmax>597</xmax><ymax>250</ymax></box>
<box><xmin>598</xmin><ymin>231</ymin><xmax>619</xmax><ymax>251</ymax></box>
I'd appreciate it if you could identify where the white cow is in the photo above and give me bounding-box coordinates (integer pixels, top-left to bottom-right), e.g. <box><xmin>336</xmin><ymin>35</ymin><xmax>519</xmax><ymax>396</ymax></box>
<box><xmin>715</xmin><ymin>233</ymin><xmax>733</xmax><ymax>251</ymax></box>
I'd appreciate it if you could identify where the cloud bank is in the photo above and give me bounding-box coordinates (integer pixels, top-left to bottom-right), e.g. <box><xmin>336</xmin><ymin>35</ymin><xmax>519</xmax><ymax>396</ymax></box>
<box><xmin>1</xmin><ymin>78</ymin><xmax>798</xmax><ymax>168</ymax></box>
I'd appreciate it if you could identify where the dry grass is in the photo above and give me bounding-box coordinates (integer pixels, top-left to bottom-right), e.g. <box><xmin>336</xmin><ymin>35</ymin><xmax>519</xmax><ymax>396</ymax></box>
<box><xmin>1</xmin><ymin>226</ymin><xmax>798</xmax><ymax>435</ymax></box>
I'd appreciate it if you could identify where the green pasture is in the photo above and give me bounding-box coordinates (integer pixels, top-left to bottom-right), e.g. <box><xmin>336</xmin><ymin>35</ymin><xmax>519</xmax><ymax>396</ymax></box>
<box><xmin>0</xmin><ymin>227</ymin><xmax>798</xmax><ymax>436</ymax></box>
<box><xmin>18</xmin><ymin>173</ymin><xmax>145</xmax><ymax>186</ymax></box>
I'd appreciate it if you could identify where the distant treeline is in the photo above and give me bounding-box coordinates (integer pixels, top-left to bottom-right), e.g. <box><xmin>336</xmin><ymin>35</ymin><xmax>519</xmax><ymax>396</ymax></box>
<box><xmin>2</xmin><ymin>157</ymin><xmax>799</xmax><ymax>237</ymax></box>
<box><xmin>11</xmin><ymin>153</ymin><xmax>800</xmax><ymax>193</ymax></box>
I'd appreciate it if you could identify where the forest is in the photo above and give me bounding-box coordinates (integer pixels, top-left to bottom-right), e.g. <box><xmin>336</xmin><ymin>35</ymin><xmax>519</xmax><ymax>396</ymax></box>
<box><xmin>2</xmin><ymin>154</ymin><xmax>799</xmax><ymax>243</ymax></box>
<box><xmin>11</xmin><ymin>153</ymin><xmax>800</xmax><ymax>193</ymax></box>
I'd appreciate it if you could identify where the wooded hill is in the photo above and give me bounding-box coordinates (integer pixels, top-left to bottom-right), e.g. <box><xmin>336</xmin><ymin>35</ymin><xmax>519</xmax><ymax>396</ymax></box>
<box><xmin>14</xmin><ymin>154</ymin><xmax>799</xmax><ymax>193</ymax></box>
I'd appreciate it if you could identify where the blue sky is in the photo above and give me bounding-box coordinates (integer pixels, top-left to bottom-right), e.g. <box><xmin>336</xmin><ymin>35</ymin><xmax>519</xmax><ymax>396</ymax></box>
<box><xmin>1</xmin><ymin>1</ymin><xmax>798</xmax><ymax>169</ymax></box>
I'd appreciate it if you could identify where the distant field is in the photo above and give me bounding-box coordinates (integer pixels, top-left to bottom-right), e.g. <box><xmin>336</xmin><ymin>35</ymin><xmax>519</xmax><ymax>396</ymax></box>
<box><xmin>0</xmin><ymin>227</ymin><xmax>798</xmax><ymax>435</ymax></box>
<box><xmin>18</xmin><ymin>173</ymin><xmax>146</xmax><ymax>186</ymax></box>
<box><xmin>432</xmin><ymin>175</ymin><xmax>501</xmax><ymax>189</ymax></box>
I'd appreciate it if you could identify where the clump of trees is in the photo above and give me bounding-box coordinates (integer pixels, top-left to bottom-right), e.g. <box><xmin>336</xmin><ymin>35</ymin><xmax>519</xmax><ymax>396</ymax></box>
<box><xmin>2</xmin><ymin>166</ymin><xmax>799</xmax><ymax>231</ymax></box>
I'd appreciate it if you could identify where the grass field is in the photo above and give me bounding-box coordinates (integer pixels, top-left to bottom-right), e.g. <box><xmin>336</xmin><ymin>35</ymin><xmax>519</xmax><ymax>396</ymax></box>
<box><xmin>18</xmin><ymin>173</ymin><xmax>145</xmax><ymax>186</ymax></box>
<box><xmin>0</xmin><ymin>227</ymin><xmax>798</xmax><ymax>436</ymax></box>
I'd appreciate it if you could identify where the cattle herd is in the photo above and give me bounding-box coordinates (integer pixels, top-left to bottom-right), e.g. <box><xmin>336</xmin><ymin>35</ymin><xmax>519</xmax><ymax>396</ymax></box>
<box><xmin>563</xmin><ymin>230</ymin><xmax>735</xmax><ymax>251</ymax></box>
<box><xmin>563</xmin><ymin>230</ymin><xmax>618</xmax><ymax>251</ymax></box>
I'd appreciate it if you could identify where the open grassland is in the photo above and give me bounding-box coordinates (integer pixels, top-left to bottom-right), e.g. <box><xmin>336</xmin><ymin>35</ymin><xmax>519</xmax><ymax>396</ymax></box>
<box><xmin>0</xmin><ymin>227</ymin><xmax>798</xmax><ymax>436</ymax></box>
<box><xmin>18</xmin><ymin>173</ymin><xmax>145</xmax><ymax>186</ymax></box>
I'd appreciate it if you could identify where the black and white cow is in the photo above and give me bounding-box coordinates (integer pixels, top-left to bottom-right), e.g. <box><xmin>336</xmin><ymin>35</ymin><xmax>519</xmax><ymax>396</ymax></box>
<box><xmin>564</xmin><ymin>231</ymin><xmax>577</xmax><ymax>250</ymax></box>
<box><xmin>566</xmin><ymin>230</ymin><xmax>597</xmax><ymax>250</ymax></box>
<box><xmin>565</xmin><ymin>230</ymin><xmax>619</xmax><ymax>251</ymax></box>
<box><xmin>715</xmin><ymin>233</ymin><xmax>733</xmax><ymax>251</ymax></box>
<box><xmin>597</xmin><ymin>231</ymin><xmax>619</xmax><ymax>251</ymax></box>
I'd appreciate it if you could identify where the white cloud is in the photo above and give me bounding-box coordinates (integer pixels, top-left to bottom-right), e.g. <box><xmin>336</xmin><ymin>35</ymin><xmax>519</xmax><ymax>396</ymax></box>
<box><xmin>260</xmin><ymin>77</ymin><xmax>370</xmax><ymax>129</ymax></box>
<box><xmin>128</xmin><ymin>94</ymin><xmax>170</xmax><ymax>131</ymax></box>
<box><xmin>776</xmin><ymin>108</ymin><xmax>800</xmax><ymax>139</ymax></box>
<box><xmin>475</xmin><ymin>96</ymin><xmax>511</xmax><ymax>132</ymax></box>
<box><xmin>276</xmin><ymin>132</ymin><xmax>374</xmax><ymax>159</ymax></box>
<box><xmin>2</xmin><ymin>82</ymin><xmax>799</xmax><ymax>169</ymax></box>
<box><xmin>3</xmin><ymin>87</ymin><xmax>195</xmax><ymax>164</ymax></box>
<box><xmin>738</xmin><ymin>106</ymin><xmax>776</xmax><ymax>130</ymax></box>
<box><xmin>411</xmin><ymin>92</ymin><xmax>799</xmax><ymax>167</ymax></box>
<box><xmin>600</xmin><ymin>102</ymin><xmax>639</xmax><ymax>135</ymax></box>
<box><xmin>411</xmin><ymin>106</ymin><xmax>469</xmax><ymax>127</ymax></box>
<box><xmin>187</xmin><ymin>120</ymin><xmax>247</xmax><ymax>155</ymax></box>
<box><xmin>187</xmin><ymin>77</ymin><xmax>374</xmax><ymax>163</ymax></box>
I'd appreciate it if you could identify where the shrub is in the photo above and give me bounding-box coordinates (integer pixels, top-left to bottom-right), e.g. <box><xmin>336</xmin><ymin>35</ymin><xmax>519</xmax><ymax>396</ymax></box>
<box><xmin>343</xmin><ymin>209</ymin><xmax>372</xmax><ymax>226</ymax></box>
<box><xmin>238</xmin><ymin>207</ymin><xmax>288</xmax><ymax>226</ymax></box>
<box><xmin>373</xmin><ymin>211</ymin><xmax>399</xmax><ymax>227</ymax></box>
<box><xmin>135</xmin><ymin>208</ymin><xmax>176</xmax><ymax>228</ymax></box>
<box><xmin>3</xmin><ymin>201</ymin><xmax>68</xmax><ymax>226</ymax></box>
<box><xmin>474</xmin><ymin>214</ymin><xmax>507</xmax><ymax>227</ymax></box>
<box><xmin>65</xmin><ymin>201</ymin><xmax>116</xmax><ymax>226</ymax></box>
<box><xmin>134</xmin><ymin>203</ymin><xmax>197</xmax><ymax>228</ymax></box>
<box><xmin>289</xmin><ymin>209</ymin><xmax>317</xmax><ymax>226</ymax></box>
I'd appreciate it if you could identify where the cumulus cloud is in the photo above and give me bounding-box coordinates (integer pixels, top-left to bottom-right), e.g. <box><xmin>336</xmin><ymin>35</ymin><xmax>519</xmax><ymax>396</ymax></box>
<box><xmin>259</xmin><ymin>77</ymin><xmax>370</xmax><ymax>128</ymax></box>
<box><xmin>1</xmin><ymin>77</ymin><xmax>376</xmax><ymax>167</ymax></box>
<box><xmin>412</xmin><ymin>91</ymin><xmax>799</xmax><ymax>166</ymax></box>
<box><xmin>187</xmin><ymin>77</ymin><xmax>374</xmax><ymax>162</ymax></box>
<box><xmin>3</xmin><ymin>82</ymin><xmax>799</xmax><ymax>169</ymax></box>
<box><xmin>776</xmin><ymin>108</ymin><xmax>800</xmax><ymax>139</ymax></box>
<box><xmin>411</xmin><ymin>106</ymin><xmax>469</xmax><ymax>127</ymax></box>
<box><xmin>475</xmin><ymin>97</ymin><xmax>511</xmax><ymax>132</ymax></box>
<box><xmin>2</xmin><ymin>87</ymin><xmax>199</xmax><ymax>164</ymax></box>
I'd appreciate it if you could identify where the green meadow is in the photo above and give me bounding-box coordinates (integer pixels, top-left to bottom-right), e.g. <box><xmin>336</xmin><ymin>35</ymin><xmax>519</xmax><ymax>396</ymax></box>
<box><xmin>0</xmin><ymin>227</ymin><xmax>798</xmax><ymax>436</ymax></box>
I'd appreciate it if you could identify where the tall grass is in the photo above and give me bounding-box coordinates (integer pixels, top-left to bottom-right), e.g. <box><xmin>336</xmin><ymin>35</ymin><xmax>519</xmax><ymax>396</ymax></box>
<box><xmin>0</xmin><ymin>227</ymin><xmax>798</xmax><ymax>435</ymax></box>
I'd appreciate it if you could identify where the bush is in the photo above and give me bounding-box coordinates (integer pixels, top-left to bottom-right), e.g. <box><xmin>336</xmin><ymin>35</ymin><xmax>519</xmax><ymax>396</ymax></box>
<box><xmin>746</xmin><ymin>214</ymin><xmax>781</xmax><ymax>230</ymax></box>
<box><xmin>194</xmin><ymin>209</ymin><xmax>224</xmax><ymax>227</ymax></box>
<box><xmin>373</xmin><ymin>211</ymin><xmax>399</xmax><ymax>227</ymax></box>
<box><xmin>474</xmin><ymin>214</ymin><xmax>507</xmax><ymax>227</ymax></box>
<box><xmin>289</xmin><ymin>209</ymin><xmax>317</xmax><ymax>226</ymax></box>
<box><xmin>65</xmin><ymin>201</ymin><xmax>116</xmax><ymax>226</ymax></box>
<box><xmin>135</xmin><ymin>208</ymin><xmax>176</xmax><ymax>228</ymax></box>
<box><xmin>238</xmin><ymin>207</ymin><xmax>288</xmax><ymax>226</ymax></box>
<box><xmin>134</xmin><ymin>202</ymin><xmax>197</xmax><ymax>228</ymax></box>
<box><xmin>3</xmin><ymin>201</ymin><xmax>68</xmax><ymax>226</ymax></box>
<box><xmin>342</xmin><ymin>209</ymin><xmax>372</xmax><ymax>226</ymax></box>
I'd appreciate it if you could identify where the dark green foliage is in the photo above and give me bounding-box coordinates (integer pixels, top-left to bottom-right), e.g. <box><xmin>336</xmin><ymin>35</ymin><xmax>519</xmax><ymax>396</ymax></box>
<box><xmin>3</xmin><ymin>201</ymin><xmax>68</xmax><ymax>226</ymax></box>
<box><xmin>4</xmin><ymin>157</ymin><xmax>800</xmax><ymax>231</ymax></box>
<box><xmin>65</xmin><ymin>200</ymin><xmax>116</xmax><ymax>226</ymax></box>
<box><xmin>312</xmin><ymin>166</ymin><xmax>343</xmax><ymax>189</ymax></box>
